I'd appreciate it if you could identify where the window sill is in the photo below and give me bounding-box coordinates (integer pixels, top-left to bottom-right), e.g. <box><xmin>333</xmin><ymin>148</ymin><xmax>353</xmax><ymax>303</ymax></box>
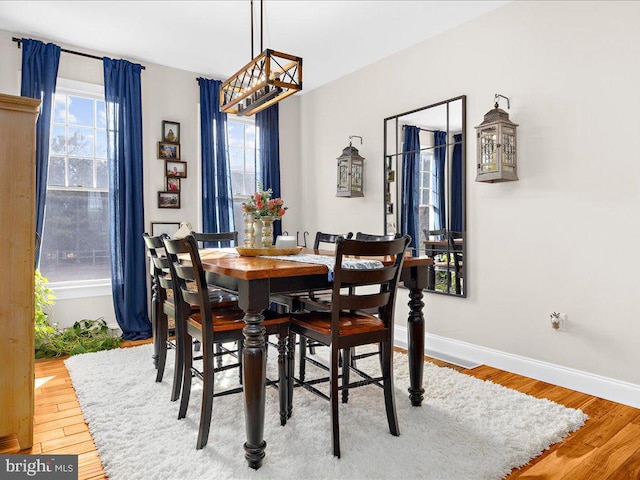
<box><xmin>50</xmin><ymin>280</ymin><xmax>112</xmax><ymax>300</ymax></box>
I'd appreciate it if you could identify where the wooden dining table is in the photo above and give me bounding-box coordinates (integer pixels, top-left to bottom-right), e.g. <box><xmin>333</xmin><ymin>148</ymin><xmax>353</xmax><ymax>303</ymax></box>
<box><xmin>196</xmin><ymin>248</ymin><xmax>433</xmax><ymax>469</ymax></box>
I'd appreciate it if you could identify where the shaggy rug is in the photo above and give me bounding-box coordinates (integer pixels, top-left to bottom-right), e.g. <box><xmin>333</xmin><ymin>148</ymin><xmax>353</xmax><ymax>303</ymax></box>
<box><xmin>65</xmin><ymin>344</ymin><xmax>587</xmax><ymax>480</ymax></box>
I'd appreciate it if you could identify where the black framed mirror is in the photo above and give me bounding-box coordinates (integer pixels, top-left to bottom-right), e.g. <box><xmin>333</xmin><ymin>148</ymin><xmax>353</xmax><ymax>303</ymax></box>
<box><xmin>383</xmin><ymin>95</ymin><xmax>466</xmax><ymax>297</ymax></box>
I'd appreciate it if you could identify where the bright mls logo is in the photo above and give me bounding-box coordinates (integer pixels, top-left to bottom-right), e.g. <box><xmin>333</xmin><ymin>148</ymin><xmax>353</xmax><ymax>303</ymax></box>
<box><xmin>1</xmin><ymin>455</ymin><xmax>77</xmax><ymax>479</ymax></box>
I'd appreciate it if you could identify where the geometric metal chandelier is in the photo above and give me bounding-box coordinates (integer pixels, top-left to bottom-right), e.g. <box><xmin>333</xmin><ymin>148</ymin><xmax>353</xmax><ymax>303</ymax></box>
<box><xmin>220</xmin><ymin>0</ymin><xmax>303</xmax><ymax>116</ymax></box>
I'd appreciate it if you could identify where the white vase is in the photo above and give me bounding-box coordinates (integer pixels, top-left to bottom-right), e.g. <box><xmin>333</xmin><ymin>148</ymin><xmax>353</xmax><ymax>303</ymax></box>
<box><xmin>260</xmin><ymin>216</ymin><xmax>275</xmax><ymax>247</ymax></box>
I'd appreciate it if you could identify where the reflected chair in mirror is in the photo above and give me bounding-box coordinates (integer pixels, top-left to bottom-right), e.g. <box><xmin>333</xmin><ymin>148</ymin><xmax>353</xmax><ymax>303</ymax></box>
<box><xmin>423</xmin><ymin>229</ymin><xmax>463</xmax><ymax>294</ymax></box>
<box><xmin>289</xmin><ymin>236</ymin><xmax>410</xmax><ymax>458</ymax></box>
<box><xmin>163</xmin><ymin>235</ymin><xmax>291</xmax><ymax>449</ymax></box>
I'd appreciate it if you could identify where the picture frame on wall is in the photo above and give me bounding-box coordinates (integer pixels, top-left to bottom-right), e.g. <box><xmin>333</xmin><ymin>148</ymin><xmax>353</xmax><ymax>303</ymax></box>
<box><xmin>166</xmin><ymin>177</ymin><xmax>180</xmax><ymax>192</ymax></box>
<box><xmin>158</xmin><ymin>191</ymin><xmax>180</xmax><ymax>209</ymax></box>
<box><xmin>165</xmin><ymin>160</ymin><xmax>187</xmax><ymax>178</ymax></box>
<box><xmin>158</xmin><ymin>142</ymin><xmax>180</xmax><ymax>160</ymax></box>
<box><xmin>162</xmin><ymin>120</ymin><xmax>180</xmax><ymax>143</ymax></box>
<box><xmin>150</xmin><ymin>222</ymin><xmax>180</xmax><ymax>237</ymax></box>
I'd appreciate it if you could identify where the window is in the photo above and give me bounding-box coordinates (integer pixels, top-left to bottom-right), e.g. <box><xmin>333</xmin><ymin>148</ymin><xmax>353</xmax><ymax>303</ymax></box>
<box><xmin>228</xmin><ymin>117</ymin><xmax>259</xmax><ymax>244</ymax></box>
<box><xmin>39</xmin><ymin>80</ymin><xmax>110</xmax><ymax>284</ymax></box>
<box><xmin>418</xmin><ymin>151</ymin><xmax>434</xmax><ymax>254</ymax></box>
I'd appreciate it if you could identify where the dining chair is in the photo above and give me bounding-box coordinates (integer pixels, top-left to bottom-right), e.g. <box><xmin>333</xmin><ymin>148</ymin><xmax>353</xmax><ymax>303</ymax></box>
<box><xmin>163</xmin><ymin>235</ymin><xmax>291</xmax><ymax>449</ymax></box>
<box><xmin>144</xmin><ymin>232</ymin><xmax>240</xmax><ymax>401</ymax></box>
<box><xmin>289</xmin><ymin>235</ymin><xmax>410</xmax><ymax>458</ymax></box>
<box><xmin>270</xmin><ymin>231</ymin><xmax>354</xmax><ymax>382</ymax></box>
<box><xmin>423</xmin><ymin>229</ymin><xmax>462</xmax><ymax>294</ymax></box>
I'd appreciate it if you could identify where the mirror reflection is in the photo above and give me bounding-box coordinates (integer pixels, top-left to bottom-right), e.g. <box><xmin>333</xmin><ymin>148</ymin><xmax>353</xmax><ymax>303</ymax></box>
<box><xmin>383</xmin><ymin>96</ymin><xmax>466</xmax><ymax>297</ymax></box>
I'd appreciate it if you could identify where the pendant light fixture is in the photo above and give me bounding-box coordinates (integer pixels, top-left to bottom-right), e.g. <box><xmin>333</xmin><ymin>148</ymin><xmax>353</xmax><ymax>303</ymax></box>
<box><xmin>220</xmin><ymin>0</ymin><xmax>303</xmax><ymax>116</ymax></box>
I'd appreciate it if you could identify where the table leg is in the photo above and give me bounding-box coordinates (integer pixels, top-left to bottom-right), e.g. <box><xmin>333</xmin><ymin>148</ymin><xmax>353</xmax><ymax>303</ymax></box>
<box><xmin>239</xmin><ymin>279</ymin><xmax>269</xmax><ymax>469</ymax></box>
<box><xmin>407</xmin><ymin>285</ymin><xmax>425</xmax><ymax>406</ymax></box>
<box><xmin>242</xmin><ymin>309</ymin><xmax>267</xmax><ymax>468</ymax></box>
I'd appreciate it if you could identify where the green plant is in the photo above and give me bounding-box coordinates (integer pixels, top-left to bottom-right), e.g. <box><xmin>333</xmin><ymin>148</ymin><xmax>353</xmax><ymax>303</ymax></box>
<box><xmin>34</xmin><ymin>270</ymin><xmax>121</xmax><ymax>358</ymax></box>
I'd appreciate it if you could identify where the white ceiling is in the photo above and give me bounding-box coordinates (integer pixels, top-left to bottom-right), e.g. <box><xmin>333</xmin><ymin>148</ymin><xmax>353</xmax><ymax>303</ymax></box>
<box><xmin>0</xmin><ymin>1</ymin><xmax>508</xmax><ymax>92</ymax></box>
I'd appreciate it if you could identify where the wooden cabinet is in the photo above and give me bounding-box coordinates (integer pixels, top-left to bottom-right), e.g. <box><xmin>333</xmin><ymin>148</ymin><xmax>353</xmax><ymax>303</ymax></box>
<box><xmin>0</xmin><ymin>93</ymin><xmax>40</xmax><ymax>449</ymax></box>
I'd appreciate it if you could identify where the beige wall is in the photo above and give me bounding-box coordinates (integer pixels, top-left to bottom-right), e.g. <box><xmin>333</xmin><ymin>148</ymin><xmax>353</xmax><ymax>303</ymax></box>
<box><xmin>294</xmin><ymin>1</ymin><xmax>640</xmax><ymax>387</ymax></box>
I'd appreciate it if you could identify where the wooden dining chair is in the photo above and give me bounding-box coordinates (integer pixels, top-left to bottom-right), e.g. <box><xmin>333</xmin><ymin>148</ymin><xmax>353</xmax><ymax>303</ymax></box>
<box><xmin>163</xmin><ymin>235</ymin><xmax>291</xmax><ymax>449</ymax></box>
<box><xmin>289</xmin><ymin>235</ymin><xmax>410</xmax><ymax>458</ymax></box>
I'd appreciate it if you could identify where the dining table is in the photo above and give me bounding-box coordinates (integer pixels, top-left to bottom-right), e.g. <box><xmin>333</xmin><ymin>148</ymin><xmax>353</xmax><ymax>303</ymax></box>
<box><xmin>195</xmin><ymin>247</ymin><xmax>433</xmax><ymax>469</ymax></box>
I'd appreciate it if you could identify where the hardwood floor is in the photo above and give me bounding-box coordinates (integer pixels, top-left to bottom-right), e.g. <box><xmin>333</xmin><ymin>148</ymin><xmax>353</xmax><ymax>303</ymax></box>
<box><xmin>1</xmin><ymin>342</ymin><xmax>639</xmax><ymax>480</ymax></box>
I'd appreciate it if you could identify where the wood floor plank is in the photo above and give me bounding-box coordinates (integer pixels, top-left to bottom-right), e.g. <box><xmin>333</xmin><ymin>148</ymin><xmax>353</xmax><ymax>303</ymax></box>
<box><xmin>64</xmin><ymin>423</ymin><xmax>90</xmax><ymax>436</ymax></box>
<box><xmin>40</xmin><ymin>431</ymin><xmax>94</xmax><ymax>452</ymax></box>
<box><xmin>605</xmin><ymin>447</ymin><xmax>640</xmax><ymax>480</ymax></box>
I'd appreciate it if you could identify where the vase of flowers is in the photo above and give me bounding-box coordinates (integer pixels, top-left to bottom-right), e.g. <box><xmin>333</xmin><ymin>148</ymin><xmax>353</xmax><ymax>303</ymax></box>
<box><xmin>242</xmin><ymin>186</ymin><xmax>287</xmax><ymax>248</ymax></box>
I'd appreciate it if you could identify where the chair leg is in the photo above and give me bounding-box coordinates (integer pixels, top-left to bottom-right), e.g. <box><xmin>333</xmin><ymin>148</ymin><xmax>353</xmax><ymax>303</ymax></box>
<box><xmin>215</xmin><ymin>343</ymin><xmax>223</xmax><ymax>368</ymax></box>
<box><xmin>171</xmin><ymin>314</ymin><xmax>184</xmax><ymax>402</ymax></box>
<box><xmin>151</xmin><ymin>288</ymin><xmax>159</xmax><ymax>369</ymax></box>
<box><xmin>277</xmin><ymin>326</ymin><xmax>287</xmax><ymax>426</ymax></box>
<box><xmin>196</xmin><ymin>336</ymin><xmax>215</xmax><ymax>449</ymax></box>
<box><xmin>299</xmin><ymin>335</ymin><xmax>307</xmax><ymax>382</ymax></box>
<box><xmin>330</xmin><ymin>345</ymin><xmax>341</xmax><ymax>458</ymax></box>
<box><xmin>287</xmin><ymin>332</ymin><xmax>296</xmax><ymax>419</ymax></box>
<box><xmin>381</xmin><ymin>341</ymin><xmax>399</xmax><ymax>437</ymax></box>
<box><xmin>341</xmin><ymin>348</ymin><xmax>350</xmax><ymax>404</ymax></box>
<box><xmin>178</xmin><ymin>332</ymin><xmax>193</xmax><ymax>420</ymax></box>
<box><xmin>308</xmin><ymin>338</ymin><xmax>316</xmax><ymax>355</ymax></box>
<box><xmin>155</xmin><ymin>311</ymin><xmax>169</xmax><ymax>383</ymax></box>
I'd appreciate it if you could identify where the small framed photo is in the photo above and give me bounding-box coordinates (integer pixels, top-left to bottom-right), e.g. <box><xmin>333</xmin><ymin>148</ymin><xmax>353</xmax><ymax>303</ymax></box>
<box><xmin>165</xmin><ymin>160</ymin><xmax>187</xmax><ymax>178</ymax></box>
<box><xmin>386</xmin><ymin>170</ymin><xmax>395</xmax><ymax>182</ymax></box>
<box><xmin>166</xmin><ymin>177</ymin><xmax>180</xmax><ymax>192</ymax></box>
<box><xmin>150</xmin><ymin>222</ymin><xmax>180</xmax><ymax>237</ymax></box>
<box><xmin>158</xmin><ymin>191</ymin><xmax>180</xmax><ymax>209</ymax></box>
<box><xmin>158</xmin><ymin>142</ymin><xmax>180</xmax><ymax>160</ymax></box>
<box><xmin>162</xmin><ymin>121</ymin><xmax>180</xmax><ymax>143</ymax></box>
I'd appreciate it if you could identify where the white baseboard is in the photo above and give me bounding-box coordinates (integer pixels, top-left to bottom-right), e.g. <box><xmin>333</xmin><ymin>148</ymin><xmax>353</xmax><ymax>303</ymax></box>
<box><xmin>394</xmin><ymin>326</ymin><xmax>640</xmax><ymax>409</ymax></box>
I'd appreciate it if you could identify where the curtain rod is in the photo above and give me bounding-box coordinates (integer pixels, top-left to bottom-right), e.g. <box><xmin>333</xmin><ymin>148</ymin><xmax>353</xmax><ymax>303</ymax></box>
<box><xmin>12</xmin><ymin>37</ymin><xmax>146</xmax><ymax>70</ymax></box>
<box><xmin>402</xmin><ymin>125</ymin><xmax>439</xmax><ymax>133</ymax></box>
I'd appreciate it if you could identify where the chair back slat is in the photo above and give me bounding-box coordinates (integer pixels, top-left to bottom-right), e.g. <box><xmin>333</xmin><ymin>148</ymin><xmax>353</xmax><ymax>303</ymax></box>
<box><xmin>180</xmin><ymin>288</ymin><xmax>200</xmax><ymax>308</ymax></box>
<box><xmin>191</xmin><ymin>231</ymin><xmax>238</xmax><ymax>249</ymax></box>
<box><xmin>157</xmin><ymin>275</ymin><xmax>173</xmax><ymax>291</ymax></box>
<box><xmin>339</xmin><ymin>291</ymin><xmax>390</xmax><ymax>311</ymax></box>
<box><xmin>313</xmin><ymin>231</ymin><xmax>353</xmax><ymax>249</ymax></box>
<box><xmin>340</xmin><ymin>266</ymin><xmax>397</xmax><ymax>285</ymax></box>
<box><xmin>354</xmin><ymin>232</ymin><xmax>398</xmax><ymax>242</ymax></box>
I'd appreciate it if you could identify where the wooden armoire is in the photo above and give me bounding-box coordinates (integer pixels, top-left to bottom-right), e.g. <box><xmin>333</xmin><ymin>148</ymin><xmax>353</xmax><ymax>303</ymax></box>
<box><xmin>0</xmin><ymin>93</ymin><xmax>40</xmax><ymax>449</ymax></box>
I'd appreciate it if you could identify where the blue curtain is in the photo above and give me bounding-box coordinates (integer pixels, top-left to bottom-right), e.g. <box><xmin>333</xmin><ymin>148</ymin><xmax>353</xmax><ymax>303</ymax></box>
<box><xmin>451</xmin><ymin>134</ymin><xmax>463</xmax><ymax>232</ymax></box>
<box><xmin>256</xmin><ymin>103</ymin><xmax>282</xmax><ymax>238</ymax></box>
<box><xmin>198</xmin><ymin>78</ymin><xmax>234</xmax><ymax>243</ymax></box>
<box><xmin>433</xmin><ymin>131</ymin><xmax>447</xmax><ymax>231</ymax></box>
<box><xmin>401</xmin><ymin>126</ymin><xmax>420</xmax><ymax>250</ymax></box>
<box><xmin>103</xmin><ymin>57</ymin><xmax>151</xmax><ymax>340</ymax></box>
<box><xmin>20</xmin><ymin>38</ymin><xmax>61</xmax><ymax>264</ymax></box>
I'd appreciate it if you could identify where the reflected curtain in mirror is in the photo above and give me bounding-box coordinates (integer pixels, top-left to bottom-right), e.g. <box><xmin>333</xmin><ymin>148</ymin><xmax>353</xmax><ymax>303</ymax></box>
<box><xmin>433</xmin><ymin>131</ymin><xmax>447</xmax><ymax>231</ymax></box>
<box><xmin>401</xmin><ymin>126</ymin><xmax>420</xmax><ymax>250</ymax></box>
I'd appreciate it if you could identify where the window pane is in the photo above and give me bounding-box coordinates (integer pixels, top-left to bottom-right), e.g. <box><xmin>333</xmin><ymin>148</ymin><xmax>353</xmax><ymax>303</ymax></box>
<box><xmin>231</xmin><ymin>171</ymin><xmax>244</xmax><ymax>195</ymax></box>
<box><xmin>245</xmin><ymin>173</ymin><xmax>256</xmax><ymax>194</ymax></box>
<box><xmin>229</xmin><ymin>146</ymin><xmax>244</xmax><ymax>170</ymax></box>
<box><xmin>246</xmin><ymin>147</ymin><xmax>255</xmax><ymax>171</ymax></box>
<box><xmin>96</xmin><ymin>129</ymin><xmax>107</xmax><ymax>158</ymax></box>
<box><xmin>96</xmin><ymin>159</ymin><xmax>108</xmax><ymax>189</ymax></box>
<box><xmin>68</xmin><ymin>127</ymin><xmax>95</xmax><ymax>157</ymax></box>
<box><xmin>68</xmin><ymin>158</ymin><xmax>94</xmax><ymax>187</ymax></box>
<box><xmin>48</xmin><ymin>156</ymin><xmax>66</xmax><ymax>186</ymax></box>
<box><xmin>39</xmin><ymin>190</ymin><xmax>110</xmax><ymax>282</ymax></box>
<box><xmin>68</xmin><ymin>96</ymin><xmax>95</xmax><ymax>127</ymax></box>
<box><xmin>227</xmin><ymin>122</ymin><xmax>244</xmax><ymax>147</ymax></box>
<box><xmin>96</xmin><ymin>100</ymin><xmax>106</xmax><ymax>129</ymax></box>
<box><xmin>245</xmin><ymin>124</ymin><xmax>256</xmax><ymax>148</ymax></box>
<box><xmin>53</xmin><ymin>94</ymin><xmax>66</xmax><ymax>123</ymax></box>
<box><xmin>50</xmin><ymin>125</ymin><xmax>66</xmax><ymax>155</ymax></box>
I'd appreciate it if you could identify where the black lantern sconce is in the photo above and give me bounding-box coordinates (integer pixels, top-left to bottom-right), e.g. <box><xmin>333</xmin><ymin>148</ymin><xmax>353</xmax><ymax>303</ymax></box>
<box><xmin>336</xmin><ymin>135</ymin><xmax>365</xmax><ymax>197</ymax></box>
<box><xmin>475</xmin><ymin>94</ymin><xmax>518</xmax><ymax>183</ymax></box>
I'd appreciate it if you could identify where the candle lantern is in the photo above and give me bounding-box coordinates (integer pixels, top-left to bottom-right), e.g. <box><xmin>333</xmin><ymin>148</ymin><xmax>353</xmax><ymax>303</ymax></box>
<box><xmin>336</xmin><ymin>135</ymin><xmax>365</xmax><ymax>197</ymax></box>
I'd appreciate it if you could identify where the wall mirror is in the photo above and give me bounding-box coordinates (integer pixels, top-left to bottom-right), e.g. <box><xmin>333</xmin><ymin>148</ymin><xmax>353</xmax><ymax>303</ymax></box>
<box><xmin>383</xmin><ymin>95</ymin><xmax>466</xmax><ymax>297</ymax></box>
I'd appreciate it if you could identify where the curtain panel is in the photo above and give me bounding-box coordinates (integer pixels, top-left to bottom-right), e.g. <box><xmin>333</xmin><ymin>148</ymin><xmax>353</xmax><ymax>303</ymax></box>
<box><xmin>20</xmin><ymin>38</ymin><xmax>61</xmax><ymax>264</ymax></box>
<box><xmin>451</xmin><ymin>133</ymin><xmax>463</xmax><ymax>233</ymax></box>
<box><xmin>401</xmin><ymin>126</ymin><xmax>420</xmax><ymax>250</ymax></box>
<box><xmin>198</xmin><ymin>78</ymin><xmax>234</xmax><ymax>244</ymax></box>
<box><xmin>103</xmin><ymin>57</ymin><xmax>150</xmax><ymax>340</ymax></box>
<box><xmin>433</xmin><ymin>131</ymin><xmax>447</xmax><ymax>231</ymax></box>
<box><xmin>256</xmin><ymin>103</ymin><xmax>282</xmax><ymax>238</ymax></box>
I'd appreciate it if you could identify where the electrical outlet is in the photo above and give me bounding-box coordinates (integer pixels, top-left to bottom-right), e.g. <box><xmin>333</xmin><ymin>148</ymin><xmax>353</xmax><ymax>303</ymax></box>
<box><xmin>550</xmin><ymin>312</ymin><xmax>567</xmax><ymax>331</ymax></box>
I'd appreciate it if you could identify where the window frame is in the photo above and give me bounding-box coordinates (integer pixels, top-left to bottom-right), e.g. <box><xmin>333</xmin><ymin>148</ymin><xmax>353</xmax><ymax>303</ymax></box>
<box><xmin>43</xmin><ymin>78</ymin><xmax>111</xmax><ymax>298</ymax></box>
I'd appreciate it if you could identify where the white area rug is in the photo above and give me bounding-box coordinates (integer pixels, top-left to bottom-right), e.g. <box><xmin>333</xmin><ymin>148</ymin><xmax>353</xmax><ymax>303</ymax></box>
<box><xmin>65</xmin><ymin>344</ymin><xmax>587</xmax><ymax>480</ymax></box>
